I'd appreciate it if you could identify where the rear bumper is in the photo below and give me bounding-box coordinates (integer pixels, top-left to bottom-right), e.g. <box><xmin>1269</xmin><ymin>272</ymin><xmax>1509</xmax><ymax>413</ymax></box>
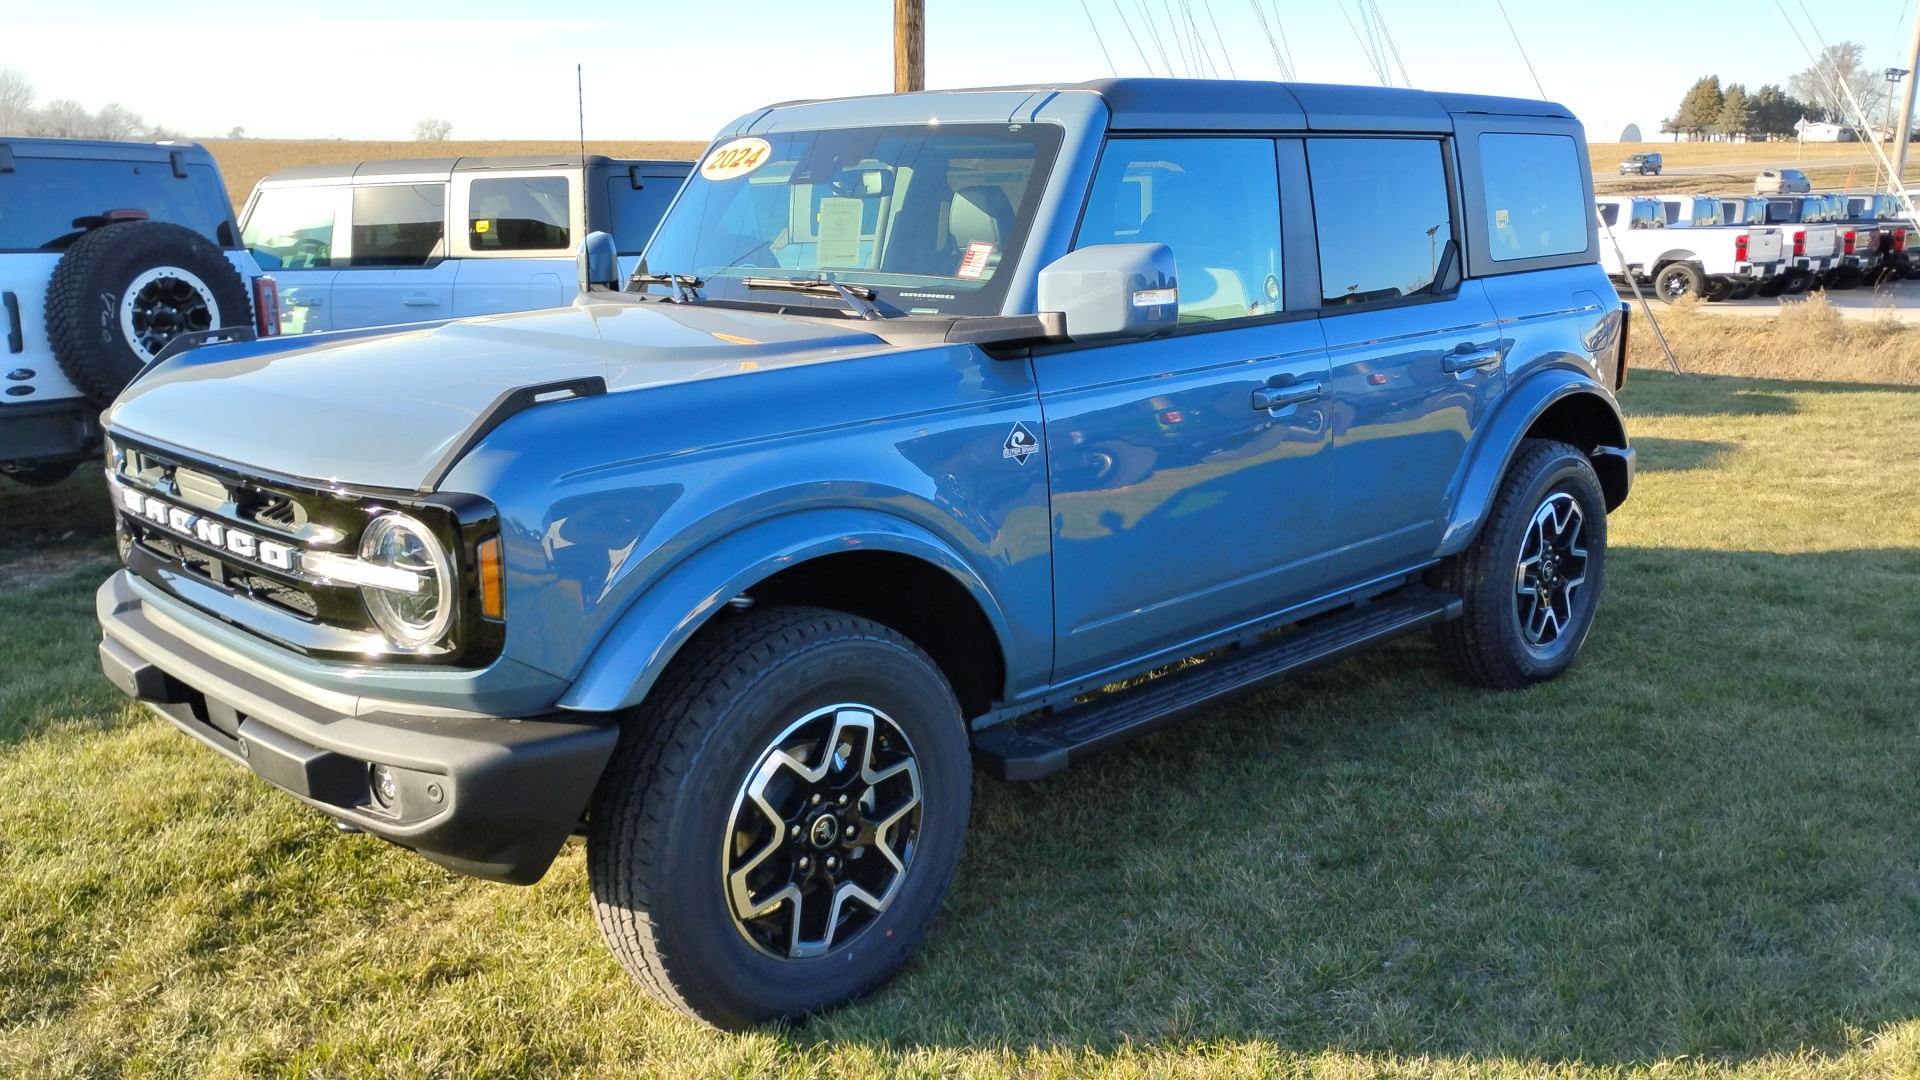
<box><xmin>0</xmin><ymin>397</ymin><xmax>101</xmax><ymax>466</ymax></box>
<box><xmin>96</xmin><ymin>570</ymin><xmax>617</xmax><ymax>884</ymax></box>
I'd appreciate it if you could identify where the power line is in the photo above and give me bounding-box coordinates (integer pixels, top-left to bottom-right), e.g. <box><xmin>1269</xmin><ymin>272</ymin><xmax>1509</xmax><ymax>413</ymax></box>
<box><xmin>1246</xmin><ymin>0</ymin><xmax>1291</xmax><ymax>81</ymax></box>
<box><xmin>1269</xmin><ymin>0</ymin><xmax>1297</xmax><ymax>81</ymax></box>
<box><xmin>1114</xmin><ymin>0</ymin><xmax>1158</xmax><ymax>76</ymax></box>
<box><xmin>1370</xmin><ymin>0</ymin><xmax>1412</xmax><ymax>88</ymax></box>
<box><xmin>1494</xmin><ymin>0</ymin><xmax>1548</xmax><ymax>100</ymax></box>
<box><xmin>1202</xmin><ymin>0</ymin><xmax>1237</xmax><ymax>79</ymax></box>
<box><xmin>1080</xmin><ymin>0</ymin><xmax>1119</xmax><ymax>75</ymax></box>
<box><xmin>1134</xmin><ymin>0</ymin><xmax>1175</xmax><ymax>76</ymax></box>
<box><xmin>1338</xmin><ymin>3</ymin><xmax>1385</xmax><ymax>85</ymax></box>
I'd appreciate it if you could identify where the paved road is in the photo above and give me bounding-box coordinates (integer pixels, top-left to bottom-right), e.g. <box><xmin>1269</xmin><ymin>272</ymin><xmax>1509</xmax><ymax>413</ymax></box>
<box><xmin>1620</xmin><ymin>275</ymin><xmax>1920</xmax><ymax>321</ymax></box>
<box><xmin>1594</xmin><ymin>156</ymin><xmax>1877</xmax><ymax>183</ymax></box>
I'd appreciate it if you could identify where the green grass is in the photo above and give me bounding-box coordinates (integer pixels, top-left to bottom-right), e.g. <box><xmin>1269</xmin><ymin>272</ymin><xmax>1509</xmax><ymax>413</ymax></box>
<box><xmin>4</xmin><ymin>371</ymin><xmax>1920</xmax><ymax>1078</ymax></box>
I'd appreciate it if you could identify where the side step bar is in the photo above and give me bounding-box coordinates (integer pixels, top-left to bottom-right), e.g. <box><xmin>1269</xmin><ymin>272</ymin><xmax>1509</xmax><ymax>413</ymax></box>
<box><xmin>972</xmin><ymin>587</ymin><xmax>1462</xmax><ymax>782</ymax></box>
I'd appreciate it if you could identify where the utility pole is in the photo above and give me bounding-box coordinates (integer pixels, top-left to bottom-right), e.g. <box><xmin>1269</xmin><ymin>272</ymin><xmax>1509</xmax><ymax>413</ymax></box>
<box><xmin>1896</xmin><ymin>5</ymin><xmax>1920</xmax><ymax>187</ymax></box>
<box><xmin>894</xmin><ymin>0</ymin><xmax>925</xmax><ymax>94</ymax></box>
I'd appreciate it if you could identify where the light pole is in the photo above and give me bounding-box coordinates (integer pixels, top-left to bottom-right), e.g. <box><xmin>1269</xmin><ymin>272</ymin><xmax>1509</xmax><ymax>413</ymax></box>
<box><xmin>1881</xmin><ymin>68</ymin><xmax>1908</xmax><ymax>190</ymax></box>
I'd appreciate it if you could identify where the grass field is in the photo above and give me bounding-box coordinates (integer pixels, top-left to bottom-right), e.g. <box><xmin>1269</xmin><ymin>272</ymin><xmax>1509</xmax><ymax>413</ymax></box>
<box><xmin>4</xmin><ymin>326</ymin><xmax>1920</xmax><ymax>1076</ymax></box>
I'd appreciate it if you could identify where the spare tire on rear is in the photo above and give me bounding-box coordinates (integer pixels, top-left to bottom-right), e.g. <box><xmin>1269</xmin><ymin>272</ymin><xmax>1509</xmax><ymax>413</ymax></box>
<box><xmin>44</xmin><ymin>221</ymin><xmax>251</xmax><ymax>407</ymax></box>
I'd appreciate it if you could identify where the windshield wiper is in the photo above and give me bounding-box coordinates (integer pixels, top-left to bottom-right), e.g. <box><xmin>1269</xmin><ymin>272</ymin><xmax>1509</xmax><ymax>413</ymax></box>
<box><xmin>740</xmin><ymin>276</ymin><xmax>886</xmax><ymax>321</ymax></box>
<box><xmin>627</xmin><ymin>272</ymin><xmax>704</xmax><ymax>303</ymax></box>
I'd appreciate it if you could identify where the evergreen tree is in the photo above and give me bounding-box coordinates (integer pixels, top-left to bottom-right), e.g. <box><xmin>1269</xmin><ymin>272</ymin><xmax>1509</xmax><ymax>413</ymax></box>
<box><xmin>1751</xmin><ymin>84</ymin><xmax>1811</xmax><ymax>139</ymax></box>
<box><xmin>1719</xmin><ymin>84</ymin><xmax>1752</xmax><ymax>141</ymax></box>
<box><xmin>1674</xmin><ymin>76</ymin><xmax>1725</xmax><ymax>139</ymax></box>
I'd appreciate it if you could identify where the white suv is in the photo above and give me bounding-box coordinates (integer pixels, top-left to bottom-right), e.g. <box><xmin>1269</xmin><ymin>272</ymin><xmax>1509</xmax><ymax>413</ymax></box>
<box><xmin>240</xmin><ymin>155</ymin><xmax>691</xmax><ymax>333</ymax></box>
<box><xmin>1</xmin><ymin>138</ymin><xmax>271</xmax><ymax>487</ymax></box>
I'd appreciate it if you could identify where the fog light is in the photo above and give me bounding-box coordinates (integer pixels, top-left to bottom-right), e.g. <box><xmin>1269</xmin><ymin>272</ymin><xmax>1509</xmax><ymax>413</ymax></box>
<box><xmin>369</xmin><ymin>763</ymin><xmax>399</xmax><ymax>809</ymax></box>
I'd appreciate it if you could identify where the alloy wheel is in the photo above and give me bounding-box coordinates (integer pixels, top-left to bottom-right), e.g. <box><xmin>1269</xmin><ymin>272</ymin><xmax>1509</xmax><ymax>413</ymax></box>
<box><xmin>1513</xmin><ymin>492</ymin><xmax>1588</xmax><ymax>649</ymax></box>
<box><xmin>723</xmin><ymin>704</ymin><xmax>923</xmax><ymax>959</ymax></box>
<box><xmin>120</xmin><ymin>266</ymin><xmax>219</xmax><ymax>361</ymax></box>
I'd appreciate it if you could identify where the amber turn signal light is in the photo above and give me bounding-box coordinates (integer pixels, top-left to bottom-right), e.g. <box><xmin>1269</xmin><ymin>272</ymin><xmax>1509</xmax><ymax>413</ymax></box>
<box><xmin>477</xmin><ymin>536</ymin><xmax>504</xmax><ymax>619</ymax></box>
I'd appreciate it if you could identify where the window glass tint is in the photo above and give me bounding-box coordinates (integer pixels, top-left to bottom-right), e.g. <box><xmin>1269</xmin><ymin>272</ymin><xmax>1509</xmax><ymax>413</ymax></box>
<box><xmin>1478</xmin><ymin>133</ymin><xmax>1587</xmax><ymax>262</ymax></box>
<box><xmin>243</xmin><ymin>186</ymin><xmax>338</xmax><ymax>269</ymax></box>
<box><xmin>641</xmin><ymin>124</ymin><xmax>1061</xmax><ymax>317</ymax></box>
<box><xmin>1075</xmin><ymin>137</ymin><xmax>1282</xmax><ymax>323</ymax></box>
<box><xmin>469</xmin><ymin>176</ymin><xmax>570</xmax><ymax>251</ymax></box>
<box><xmin>606</xmin><ymin>175</ymin><xmax>679</xmax><ymax>253</ymax></box>
<box><xmin>1307</xmin><ymin>138</ymin><xmax>1450</xmax><ymax>304</ymax></box>
<box><xmin>0</xmin><ymin>158</ymin><xmax>233</xmax><ymax>251</ymax></box>
<box><xmin>1596</xmin><ymin>202</ymin><xmax>1619</xmax><ymax>227</ymax></box>
<box><xmin>349</xmin><ymin>184</ymin><xmax>444</xmax><ymax>266</ymax></box>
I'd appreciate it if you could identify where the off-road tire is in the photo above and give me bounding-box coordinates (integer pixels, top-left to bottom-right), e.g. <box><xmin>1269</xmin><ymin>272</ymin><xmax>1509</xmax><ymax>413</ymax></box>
<box><xmin>1653</xmin><ymin>261</ymin><xmax>1705</xmax><ymax>303</ymax></box>
<box><xmin>45</xmin><ymin>221</ymin><xmax>251</xmax><ymax>406</ymax></box>
<box><xmin>1430</xmin><ymin>439</ymin><xmax>1608</xmax><ymax>690</ymax></box>
<box><xmin>587</xmin><ymin>605</ymin><xmax>971</xmax><ymax>1029</ymax></box>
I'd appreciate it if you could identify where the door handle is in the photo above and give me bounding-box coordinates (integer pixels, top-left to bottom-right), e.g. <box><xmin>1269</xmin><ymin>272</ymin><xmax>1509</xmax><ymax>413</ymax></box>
<box><xmin>3</xmin><ymin>291</ymin><xmax>21</xmax><ymax>354</ymax></box>
<box><xmin>1252</xmin><ymin>380</ymin><xmax>1323</xmax><ymax>413</ymax></box>
<box><xmin>1441</xmin><ymin>344</ymin><xmax>1503</xmax><ymax>374</ymax></box>
<box><xmin>402</xmin><ymin>296</ymin><xmax>441</xmax><ymax>307</ymax></box>
<box><xmin>288</xmin><ymin>297</ymin><xmax>322</xmax><ymax>308</ymax></box>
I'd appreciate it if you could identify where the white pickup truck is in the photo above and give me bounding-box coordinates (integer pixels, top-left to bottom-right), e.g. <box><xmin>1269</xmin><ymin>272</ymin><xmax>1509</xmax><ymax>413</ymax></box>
<box><xmin>1595</xmin><ymin>195</ymin><xmax>1786</xmax><ymax>302</ymax></box>
<box><xmin>1758</xmin><ymin>195</ymin><xmax>1842</xmax><ymax>295</ymax></box>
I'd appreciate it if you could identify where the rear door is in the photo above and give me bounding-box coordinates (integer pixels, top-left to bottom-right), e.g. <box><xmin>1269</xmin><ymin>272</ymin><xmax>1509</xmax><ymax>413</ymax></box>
<box><xmin>331</xmin><ymin>179</ymin><xmax>455</xmax><ymax>328</ymax></box>
<box><xmin>240</xmin><ymin>181</ymin><xmax>343</xmax><ymax>334</ymax></box>
<box><xmin>450</xmin><ymin>170</ymin><xmax>580</xmax><ymax>317</ymax></box>
<box><xmin>1307</xmin><ymin>135</ymin><xmax>1505</xmax><ymax>583</ymax></box>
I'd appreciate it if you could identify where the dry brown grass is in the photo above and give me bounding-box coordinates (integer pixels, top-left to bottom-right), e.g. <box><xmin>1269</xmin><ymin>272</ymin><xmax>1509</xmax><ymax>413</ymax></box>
<box><xmin>1628</xmin><ymin>291</ymin><xmax>1920</xmax><ymax>384</ymax></box>
<box><xmin>202</xmin><ymin>139</ymin><xmax>709</xmax><ymax>211</ymax></box>
<box><xmin>1588</xmin><ymin>141</ymin><xmax>1884</xmax><ymax>173</ymax></box>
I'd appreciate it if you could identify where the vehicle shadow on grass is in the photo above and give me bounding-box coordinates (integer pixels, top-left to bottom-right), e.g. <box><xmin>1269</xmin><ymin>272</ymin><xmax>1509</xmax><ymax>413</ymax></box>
<box><xmin>1621</xmin><ymin>368</ymin><xmax>1920</xmax><ymax>419</ymax></box>
<box><xmin>815</xmin><ymin>544</ymin><xmax>1920</xmax><ymax>1066</ymax></box>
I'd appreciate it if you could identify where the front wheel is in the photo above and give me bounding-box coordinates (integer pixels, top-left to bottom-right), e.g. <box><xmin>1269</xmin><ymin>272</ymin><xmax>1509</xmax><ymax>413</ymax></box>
<box><xmin>587</xmin><ymin>606</ymin><xmax>971</xmax><ymax>1029</ymax></box>
<box><xmin>1431</xmin><ymin>439</ymin><xmax>1608</xmax><ymax>689</ymax></box>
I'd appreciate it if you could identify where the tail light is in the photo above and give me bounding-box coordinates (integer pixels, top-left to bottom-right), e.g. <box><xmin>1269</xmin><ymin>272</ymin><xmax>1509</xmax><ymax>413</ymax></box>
<box><xmin>1793</xmin><ymin>230</ymin><xmax>1806</xmax><ymax>257</ymax></box>
<box><xmin>1734</xmin><ymin>234</ymin><xmax>1749</xmax><ymax>261</ymax></box>
<box><xmin>1898</xmin><ymin>230</ymin><xmax>1910</xmax><ymax>253</ymax></box>
<box><xmin>1843</xmin><ymin>230</ymin><xmax>1857</xmax><ymax>255</ymax></box>
<box><xmin>251</xmin><ymin>276</ymin><xmax>281</xmax><ymax>337</ymax></box>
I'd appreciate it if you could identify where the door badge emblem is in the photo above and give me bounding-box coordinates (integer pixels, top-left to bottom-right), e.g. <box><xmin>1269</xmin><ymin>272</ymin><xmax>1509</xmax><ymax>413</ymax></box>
<box><xmin>1002</xmin><ymin>422</ymin><xmax>1038</xmax><ymax>465</ymax></box>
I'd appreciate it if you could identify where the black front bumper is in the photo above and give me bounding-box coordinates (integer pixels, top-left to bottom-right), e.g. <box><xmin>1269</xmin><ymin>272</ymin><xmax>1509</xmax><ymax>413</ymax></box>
<box><xmin>97</xmin><ymin>570</ymin><xmax>618</xmax><ymax>884</ymax></box>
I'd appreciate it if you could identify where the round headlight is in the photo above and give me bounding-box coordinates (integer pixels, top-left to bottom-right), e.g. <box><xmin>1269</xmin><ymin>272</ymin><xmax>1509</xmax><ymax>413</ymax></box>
<box><xmin>358</xmin><ymin>513</ymin><xmax>454</xmax><ymax>648</ymax></box>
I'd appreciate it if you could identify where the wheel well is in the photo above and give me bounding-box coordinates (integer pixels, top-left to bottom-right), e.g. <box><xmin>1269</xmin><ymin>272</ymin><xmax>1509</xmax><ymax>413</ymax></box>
<box><xmin>742</xmin><ymin>550</ymin><xmax>1006</xmax><ymax>720</ymax></box>
<box><xmin>1523</xmin><ymin>392</ymin><xmax>1629</xmax><ymax>509</ymax></box>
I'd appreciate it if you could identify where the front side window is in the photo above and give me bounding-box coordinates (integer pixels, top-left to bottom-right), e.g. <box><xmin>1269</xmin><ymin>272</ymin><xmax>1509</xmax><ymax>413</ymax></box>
<box><xmin>243</xmin><ymin>185</ymin><xmax>339</xmax><ymax>269</ymax></box>
<box><xmin>1478</xmin><ymin>133</ymin><xmax>1588</xmax><ymax>261</ymax></box>
<box><xmin>469</xmin><ymin>176</ymin><xmax>571</xmax><ymax>251</ymax></box>
<box><xmin>349</xmin><ymin>184</ymin><xmax>445</xmax><ymax>267</ymax></box>
<box><xmin>1597</xmin><ymin>203</ymin><xmax>1620</xmax><ymax>228</ymax></box>
<box><xmin>1307</xmin><ymin>138</ymin><xmax>1452</xmax><ymax>304</ymax></box>
<box><xmin>1074</xmin><ymin>137</ymin><xmax>1283</xmax><ymax>324</ymax></box>
<box><xmin>639</xmin><ymin>123</ymin><xmax>1061</xmax><ymax>317</ymax></box>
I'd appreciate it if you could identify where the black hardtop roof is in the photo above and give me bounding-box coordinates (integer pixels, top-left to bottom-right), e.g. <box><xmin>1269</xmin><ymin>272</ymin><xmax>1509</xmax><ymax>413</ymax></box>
<box><xmin>0</xmin><ymin>136</ymin><xmax>217</xmax><ymax>163</ymax></box>
<box><xmin>259</xmin><ymin>154</ymin><xmax>692</xmax><ymax>184</ymax></box>
<box><xmin>760</xmin><ymin>78</ymin><xmax>1574</xmax><ymax>132</ymax></box>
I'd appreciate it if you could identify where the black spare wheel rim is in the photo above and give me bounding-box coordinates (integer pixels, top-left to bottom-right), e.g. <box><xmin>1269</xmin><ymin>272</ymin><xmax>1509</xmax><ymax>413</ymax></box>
<box><xmin>44</xmin><ymin>220</ymin><xmax>251</xmax><ymax>406</ymax></box>
<box><xmin>724</xmin><ymin>703</ymin><xmax>922</xmax><ymax>960</ymax></box>
<box><xmin>1513</xmin><ymin>491</ymin><xmax>1589</xmax><ymax>651</ymax></box>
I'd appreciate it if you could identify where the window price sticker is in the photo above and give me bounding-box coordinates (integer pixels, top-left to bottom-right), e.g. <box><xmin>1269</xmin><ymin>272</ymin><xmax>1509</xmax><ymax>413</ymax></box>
<box><xmin>956</xmin><ymin>242</ymin><xmax>994</xmax><ymax>279</ymax></box>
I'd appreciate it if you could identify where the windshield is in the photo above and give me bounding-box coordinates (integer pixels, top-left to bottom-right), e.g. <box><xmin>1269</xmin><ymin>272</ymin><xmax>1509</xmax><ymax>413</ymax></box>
<box><xmin>637</xmin><ymin>123</ymin><xmax>1062</xmax><ymax>316</ymax></box>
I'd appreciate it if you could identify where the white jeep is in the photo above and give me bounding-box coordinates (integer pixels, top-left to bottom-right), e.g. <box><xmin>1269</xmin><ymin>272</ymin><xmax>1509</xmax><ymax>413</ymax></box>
<box><xmin>1</xmin><ymin>138</ymin><xmax>273</xmax><ymax>487</ymax></box>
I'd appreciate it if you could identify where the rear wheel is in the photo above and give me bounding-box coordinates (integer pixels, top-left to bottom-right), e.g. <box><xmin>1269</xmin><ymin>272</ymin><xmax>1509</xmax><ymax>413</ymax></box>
<box><xmin>1827</xmin><ymin>268</ymin><xmax>1862</xmax><ymax>290</ymax></box>
<box><xmin>1432</xmin><ymin>440</ymin><xmax>1608</xmax><ymax>690</ymax></box>
<box><xmin>587</xmin><ymin>606</ymin><xmax>971</xmax><ymax>1029</ymax></box>
<box><xmin>1702</xmin><ymin>277</ymin><xmax>1735</xmax><ymax>302</ymax></box>
<box><xmin>1781</xmin><ymin>271</ymin><xmax>1813</xmax><ymax>296</ymax></box>
<box><xmin>1654</xmin><ymin>262</ymin><xmax>1705</xmax><ymax>303</ymax></box>
<box><xmin>1726</xmin><ymin>282</ymin><xmax>1760</xmax><ymax>301</ymax></box>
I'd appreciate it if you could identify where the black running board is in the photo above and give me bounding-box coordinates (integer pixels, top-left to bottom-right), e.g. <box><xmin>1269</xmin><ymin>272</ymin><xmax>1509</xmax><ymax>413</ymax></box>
<box><xmin>972</xmin><ymin>587</ymin><xmax>1462</xmax><ymax>782</ymax></box>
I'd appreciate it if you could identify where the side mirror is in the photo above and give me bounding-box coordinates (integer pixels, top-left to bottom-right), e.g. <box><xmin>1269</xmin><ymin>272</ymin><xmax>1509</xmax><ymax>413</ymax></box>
<box><xmin>577</xmin><ymin>230</ymin><xmax>619</xmax><ymax>293</ymax></box>
<box><xmin>1036</xmin><ymin>243</ymin><xmax>1178</xmax><ymax>340</ymax></box>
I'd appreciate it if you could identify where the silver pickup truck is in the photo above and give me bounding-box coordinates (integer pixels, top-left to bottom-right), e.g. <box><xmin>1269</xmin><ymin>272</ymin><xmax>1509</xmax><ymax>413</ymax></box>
<box><xmin>1595</xmin><ymin>195</ymin><xmax>1785</xmax><ymax>302</ymax></box>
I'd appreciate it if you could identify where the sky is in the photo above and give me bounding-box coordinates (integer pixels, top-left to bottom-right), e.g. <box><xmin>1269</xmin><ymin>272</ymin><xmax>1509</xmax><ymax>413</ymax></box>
<box><xmin>1</xmin><ymin>0</ymin><xmax>1917</xmax><ymax>145</ymax></box>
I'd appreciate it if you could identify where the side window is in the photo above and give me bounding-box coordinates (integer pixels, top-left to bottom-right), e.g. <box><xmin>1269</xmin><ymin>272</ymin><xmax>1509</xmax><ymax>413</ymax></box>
<box><xmin>469</xmin><ymin>176</ymin><xmax>571</xmax><ymax>251</ymax></box>
<box><xmin>1477</xmin><ymin>133</ymin><xmax>1588</xmax><ymax>262</ymax></box>
<box><xmin>349</xmin><ymin>184</ymin><xmax>445</xmax><ymax>267</ymax></box>
<box><xmin>1596</xmin><ymin>203</ymin><xmax>1620</xmax><ymax>228</ymax></box>
<box><xmin>242</xmin><ymin>186</ymin><xmax>339</xmax><ymax>269</ymax></box>
<box><xmin>1631</xmin><ymin>202</ymin><xmax>1662</xmax><ymax>229</ymax></box>
<box><xmin>1306</xmin><ymin>138</ymin><xmax>1450</xmax><ymax>305</ymax></box>
<box><xmin>607</xmin><ymin>175</ymin><xmax>680</xmax><ymax>254</ymax></box>
<box><xmin>1074</xmin><ymin>138</ymin><xmax>1282</xmax><ymax>323</ymax></box>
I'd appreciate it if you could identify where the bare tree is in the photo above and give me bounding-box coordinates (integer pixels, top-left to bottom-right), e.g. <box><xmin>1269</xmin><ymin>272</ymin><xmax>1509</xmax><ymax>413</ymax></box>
<box><xmin>0</xmin><ymin>69</ymin><xmax>34</xmax><ymax>135</ymax></box>
<box><xmin>1790</xmin><ymin>42</ymin><xmax>1883</xmax><ymax>129</ymax></box>
<box><xmin>94</xmin><ymin>103</ymin><xmax>145</xmax><ymax>141</ymax></box>
<box><xmin>226</xmin><ymin>126</ymin><xmax>247</xmax><ymax>140</ymax></box>
<box><xmin>413</xmin><ymin>117</ymin><xmax>453</xmax><ymax>142</ymax></box>
<box><xmin>35</xmin><ymin>99</ymin><xmax>94</xmax><ymax>138</ymax></box>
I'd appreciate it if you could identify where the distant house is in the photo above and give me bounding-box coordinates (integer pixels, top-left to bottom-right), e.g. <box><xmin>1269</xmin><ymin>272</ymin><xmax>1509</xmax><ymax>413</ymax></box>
<box><xmin>1794</xmin><ymin>120</ymin><xmax>1856</xmax><ymax>142</ymax></box>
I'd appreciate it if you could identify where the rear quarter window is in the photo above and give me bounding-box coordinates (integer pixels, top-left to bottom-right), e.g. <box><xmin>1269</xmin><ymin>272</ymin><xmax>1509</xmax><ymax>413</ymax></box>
<box><xmin>1478</xmin><ymin>133</ymin><xmax>1587</xmax><ymax>262</ymax></box>
<box><xmin>0</xmin><ymin>157</ymin><xmax>234</xmax><ymax>251</ymax></box>
<box><xmin>606</xmin><ymin>175</ymin><xmax>681</xmax><ymax>254</ymax></box>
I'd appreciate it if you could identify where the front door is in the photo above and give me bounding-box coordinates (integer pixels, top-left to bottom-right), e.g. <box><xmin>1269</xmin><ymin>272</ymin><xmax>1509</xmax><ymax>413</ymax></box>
<box><xmin>331</xmin><ymin>182</ymin><xmax>454</xmax><ymax>329</ymax></box>
<box><xmin>239</xmin><ymin>182</ymin><xmax>343</xmax><ymax>334</ymax></box>
<box><xmin>1039</xmin><ymin>137</ymin><xmax>1334</xmax><ymax>682</ymax></box>
<box><xmin>1303</xmin><ymin>136</ymin><xmax>1506</xmax><ymax>583</ymax></box>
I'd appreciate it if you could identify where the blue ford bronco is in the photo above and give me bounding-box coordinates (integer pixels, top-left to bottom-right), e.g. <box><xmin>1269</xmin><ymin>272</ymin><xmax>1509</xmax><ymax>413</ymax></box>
<box><xmin>95</xmin><ymin>79</ymin><xmax>1633</xmax><ymax>1027</ymax></box>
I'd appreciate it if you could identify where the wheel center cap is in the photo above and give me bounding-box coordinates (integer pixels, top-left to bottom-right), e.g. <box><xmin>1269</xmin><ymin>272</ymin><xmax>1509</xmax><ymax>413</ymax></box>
<box><xmin>809</xmin><ymin>813</ymin><xmax>840</xmax><ymax>849</ymax></box>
